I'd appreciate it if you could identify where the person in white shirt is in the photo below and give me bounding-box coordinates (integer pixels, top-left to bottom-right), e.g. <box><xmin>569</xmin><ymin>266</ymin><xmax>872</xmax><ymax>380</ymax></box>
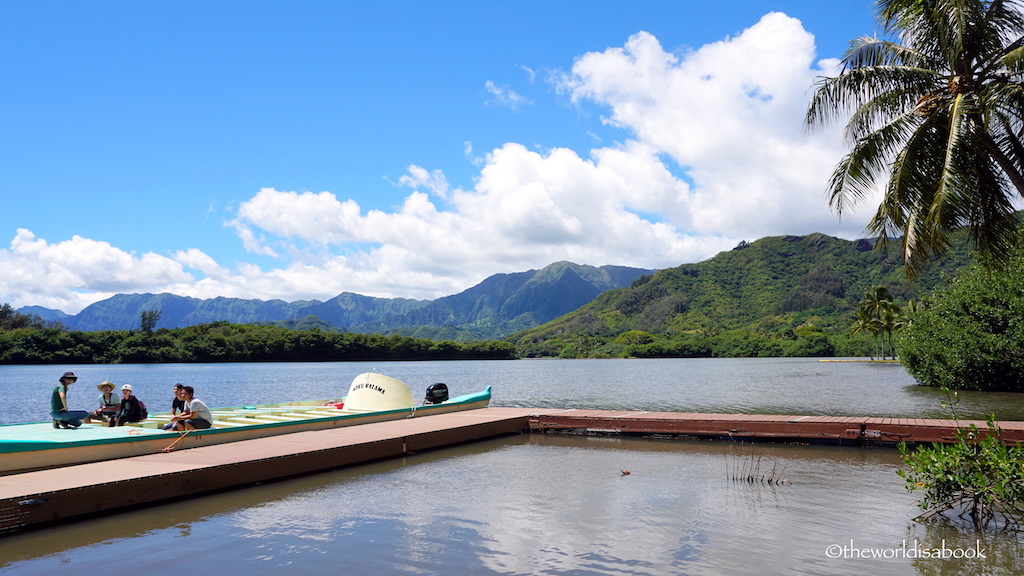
<box><xmin>171</xmin><ymin>386</ymin><xmax>212</xmax><ymax>431</ymax></box>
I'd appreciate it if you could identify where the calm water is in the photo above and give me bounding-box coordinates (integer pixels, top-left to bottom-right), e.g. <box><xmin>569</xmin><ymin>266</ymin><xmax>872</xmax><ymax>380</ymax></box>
<box><xmin>7</xmin><ymin>357</ymin><xmax>1024</xmax><ymax>425</ymax></box>
<box><xmin>2</xmin><ymin>358</ymin><xmax>1024</xmax><ymax>575</ymax></box>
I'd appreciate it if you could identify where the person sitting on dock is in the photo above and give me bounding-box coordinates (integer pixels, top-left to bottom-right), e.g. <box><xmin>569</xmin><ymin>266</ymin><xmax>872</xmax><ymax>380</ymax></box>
<box><xmin>88</xmin><ymin>381</ymin><xmax>121</xmax><ymax>423</ymax></box>
<box><xmin>109</xmin><ymin>384</ymin><xmax>146</xmax><ymax>427</ymax></box>
<box><xmin>171</xmin><ymin>386</ymin><xmax>212</xmax><ymax>431</ymax></box>
<box><xmin>161</xmin><ymin>383</ymin><xmax>187</xmax><ymax>430</ymax></box>
<box><xmin>51</xmin><ymin>371</ymin><xmax>91</xmax><ymax>429</ymax></box>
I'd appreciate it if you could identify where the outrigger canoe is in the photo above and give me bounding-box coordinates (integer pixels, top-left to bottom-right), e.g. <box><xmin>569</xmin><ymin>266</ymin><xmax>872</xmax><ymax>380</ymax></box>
<box><xmin>0</xmin><ymin>373</ymin><xmax>490</xmax><ymax>475</ymax></box>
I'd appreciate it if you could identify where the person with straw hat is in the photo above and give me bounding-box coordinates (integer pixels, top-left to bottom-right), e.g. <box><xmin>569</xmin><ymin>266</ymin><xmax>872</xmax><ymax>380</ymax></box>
<box><xmin>88</xmin><ymin>381</ymin><xmax>120</xmax><ymax>423</ymax></box>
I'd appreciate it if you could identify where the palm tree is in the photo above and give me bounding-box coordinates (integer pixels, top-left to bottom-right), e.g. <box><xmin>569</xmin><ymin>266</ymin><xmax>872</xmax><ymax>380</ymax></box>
<box><xmin>854</xmin><ymin>285</ymin><xmax>904</xmax><ymax>358</ymax></box>
<box><xmin>806</xmin><ymin>0</ymin><xmax>1024</xmax><ymax>277</ymax></box>
<box><xmin>851</xmin><ymin>308</ymin><xmax>881</xmax><ymax>359</ymax></box>
<box><xmin>878</xmin><ymin>306</ymin><xmax>900</xmax><ymax>359</ymax></box>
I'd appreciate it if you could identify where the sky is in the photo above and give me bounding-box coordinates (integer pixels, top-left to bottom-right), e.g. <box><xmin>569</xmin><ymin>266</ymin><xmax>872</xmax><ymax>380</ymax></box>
<box><xmin>0</xmin><ymin>0</ymin><xmax>885</xmax><ymax>314</ymax></box>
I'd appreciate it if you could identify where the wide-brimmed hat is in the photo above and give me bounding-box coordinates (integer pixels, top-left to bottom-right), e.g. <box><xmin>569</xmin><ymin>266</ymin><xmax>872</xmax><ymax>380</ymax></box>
<box><xmin>98</xmin><ymin>381</ymin><xmax>115</xmax><ymax>391</ymax></box>
<box><xmin>121</xmin><ymin>384</ymin><xmax>133</xmax><ymax>392</ymax></box>
<box><xmin>60</xmin><ymin>371</ymin><xmax>77</xmax><ymax>381</ymax></box>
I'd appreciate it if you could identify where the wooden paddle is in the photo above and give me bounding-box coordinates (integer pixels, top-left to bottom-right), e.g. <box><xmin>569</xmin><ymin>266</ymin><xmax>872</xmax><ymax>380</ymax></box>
<box><xmin>161</xmin><ymin>429</ymin><xmax>192</xmax><ymax>453</ymax></box>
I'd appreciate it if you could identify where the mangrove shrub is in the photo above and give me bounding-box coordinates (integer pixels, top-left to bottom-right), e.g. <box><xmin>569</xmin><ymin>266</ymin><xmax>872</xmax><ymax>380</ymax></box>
<box><xmin>896</xmin><ymin>256</ymin><xmax>1024</xmax><ymax>391</ymax></box>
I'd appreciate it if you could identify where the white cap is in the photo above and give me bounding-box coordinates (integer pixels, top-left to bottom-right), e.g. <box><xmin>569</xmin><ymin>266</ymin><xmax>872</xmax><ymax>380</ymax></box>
<box><xmin>121</xmin><ymin>384</ymin><xmax>133</xmax><ymax>391</ymax></box>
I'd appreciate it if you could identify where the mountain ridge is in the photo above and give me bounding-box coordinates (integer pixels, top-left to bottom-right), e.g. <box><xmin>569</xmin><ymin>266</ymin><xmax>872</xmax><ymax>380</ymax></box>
<box><xmin>510</xmin><ymin>232</ymin><xmax>976</xmax><ymax>357</ymax></box>
<box><xmin>22</xmin><ymin>262</ymin><xmax>654</xmax><ymax>340</ymax></box>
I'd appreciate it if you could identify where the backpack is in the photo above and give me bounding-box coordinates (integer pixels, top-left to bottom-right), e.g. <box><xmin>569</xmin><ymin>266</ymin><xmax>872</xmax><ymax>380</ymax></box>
<box><xmin>138</xmin><ymin>399</ymin><xmax>148</xmax><ymax>420</ymax></box>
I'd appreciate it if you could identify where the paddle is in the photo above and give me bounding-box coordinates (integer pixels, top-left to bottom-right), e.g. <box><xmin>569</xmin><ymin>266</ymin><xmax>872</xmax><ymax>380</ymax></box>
<box><xmin>161</xmin><ymin>429</ymin><xmax>192</xmax><ymax>453</ymax></box>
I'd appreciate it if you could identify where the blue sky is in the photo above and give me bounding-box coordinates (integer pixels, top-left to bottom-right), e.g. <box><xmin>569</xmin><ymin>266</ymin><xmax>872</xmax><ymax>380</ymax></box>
<box><xmin>1</xmin><ymin>1</ymin><xmax>882</xmax><ymax>313</ymax></box>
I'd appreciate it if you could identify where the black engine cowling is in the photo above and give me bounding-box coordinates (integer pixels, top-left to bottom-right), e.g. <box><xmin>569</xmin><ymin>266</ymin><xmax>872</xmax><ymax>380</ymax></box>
<box><xmin>424</xmin><ymin>382</ymin><xmax>449</xmax><ymax>404</ymax></box>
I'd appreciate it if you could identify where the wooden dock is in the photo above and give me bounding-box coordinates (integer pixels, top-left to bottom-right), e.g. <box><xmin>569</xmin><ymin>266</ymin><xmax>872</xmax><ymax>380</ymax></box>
<box><xmin>0</xmin><ymin>408</ymin><xmax>535</xmax><ymax>535</ymax></box>
<box><xmin>3</xmin><ymin>407</ymin><xmax>1022</xmax><ymax>534</ymax></box>
<box><xmin>528</xmin><ymin>409</ymin><xmax>1024</xmax><ymax>445</ymax></box>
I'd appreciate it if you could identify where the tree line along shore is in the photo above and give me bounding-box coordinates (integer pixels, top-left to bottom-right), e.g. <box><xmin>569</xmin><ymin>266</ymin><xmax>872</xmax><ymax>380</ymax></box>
<box><xmin>0</xmin><ymin>310</ymin><xmax>517</xmax><ymax>364</ymax></box>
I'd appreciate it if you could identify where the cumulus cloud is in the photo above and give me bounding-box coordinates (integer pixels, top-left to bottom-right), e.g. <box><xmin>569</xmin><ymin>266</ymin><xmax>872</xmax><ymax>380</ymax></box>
<box><xmin>3</xmin><ymin>13</ymin><xmax>874</xmax><ymax>313</ymax></box>
<box><xmin>563</xmin><ymin>13</ymin><xmax>872</xmax><ymax>238</ymax></box>
<box><xmin>0</xmin><ymin>229</ymin><xmax>194</xmax><ymax>312</ymax></box>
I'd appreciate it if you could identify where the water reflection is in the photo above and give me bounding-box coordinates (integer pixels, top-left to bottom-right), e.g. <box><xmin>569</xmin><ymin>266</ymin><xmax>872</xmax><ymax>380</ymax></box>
<box><xmin>4</xmin><ymin>435</ymin><xmax>1021</xmax><ymax>575</ymax></box>
<box><xmin>5</xmin><ymin>359</ymin><xmax>1024</xmax><ymax>574</ymax></box>
<box><xmin>907</xmin><ymin>523</ymin><xmax>1024</xmax><ymax>576</ymax></box>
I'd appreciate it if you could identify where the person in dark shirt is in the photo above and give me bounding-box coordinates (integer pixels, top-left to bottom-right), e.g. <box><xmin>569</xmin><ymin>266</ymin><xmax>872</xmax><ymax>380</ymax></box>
<box><xmin>162</xmin><ymin>383</ymin><xmax>187</xmax><ymax>430</ymax></box>
<box><xmin>109</xmin><ymin>384</ymin><xmax>145</xmax><ymax>427</ymax></box>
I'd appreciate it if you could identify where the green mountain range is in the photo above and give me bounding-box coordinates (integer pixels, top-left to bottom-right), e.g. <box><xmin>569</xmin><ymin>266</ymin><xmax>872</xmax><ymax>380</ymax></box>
<box><xmin>18</xmin><ymin>232</ymin><xmax>980</xmax><ymax>357</ymax></box>
<box><xmin>23</xmin><ymin>262</ymin><xmax>652</xmax><ymax>340</ymax></box>
<box><xmin>511</xmin><ymin>233</ymin><xmax>975</xmax><ymax>358</ymax></box>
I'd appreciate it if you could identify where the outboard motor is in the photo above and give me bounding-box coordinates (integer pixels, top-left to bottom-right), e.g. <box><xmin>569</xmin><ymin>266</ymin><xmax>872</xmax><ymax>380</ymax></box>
<box><xmin>424</xmin><ymin>382</ymin><xmax>449</xmax><ymax>405</ymax></box>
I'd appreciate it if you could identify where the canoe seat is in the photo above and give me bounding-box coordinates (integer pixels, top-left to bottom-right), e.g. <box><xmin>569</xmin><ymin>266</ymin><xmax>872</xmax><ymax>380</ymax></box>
<box><xmin>247</xmin><ymin>415</ymin><xmax>304</xmax><ymax>422</ymax></box>
<box><xmin>278</xmin><ymin>412</ymin><xmax>326</xmax><ymax>419</ymax></box>
<box><xmin>211</xmin><ymin>420</ymin><xmax>249</xmax><ymax>428</ymax></box>
<box><xmin>223</xmin><ymin>417</ymin><xmax>280</xmax><ymax>425</ymax></box>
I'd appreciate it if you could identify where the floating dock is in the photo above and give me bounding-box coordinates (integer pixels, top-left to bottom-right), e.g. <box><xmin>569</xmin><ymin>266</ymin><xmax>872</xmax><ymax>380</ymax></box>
<box><xmin>529</xmin><ymin>409</ymin><xmax>1024</xmax><ymax>445</ymax></box>
<box><xmin>3</xmin><ymin>407</ymin><xmax>1022</xmax><ymax>534</ymax></box>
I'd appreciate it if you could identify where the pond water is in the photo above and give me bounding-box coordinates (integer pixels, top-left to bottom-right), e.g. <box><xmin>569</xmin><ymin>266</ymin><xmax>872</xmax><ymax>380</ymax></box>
<box><xmin>7</xmin><ymin>357</ymin><xmax>1024</xmax><ymax>425</ymax></box>
<box><xmin>2</xmin><ymin>358</ymin><xmax>1023</xmax><ymax>575</ymax></box>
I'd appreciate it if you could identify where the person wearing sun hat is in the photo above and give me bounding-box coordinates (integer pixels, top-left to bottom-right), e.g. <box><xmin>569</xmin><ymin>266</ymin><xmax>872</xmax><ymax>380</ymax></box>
<box><xmin>109</xmin><ymin>384</ymin><xmax>146</xmax><ymax>427</ymax></box>
<box><xmin>88</xmin><ymin>381</ymin><xmax>121</xmax><ymax>423</ymax></box>
<box><xmin>50</xmin><ymin>371</ymin><xmax>90</xmax><ymax>429</ymax></box>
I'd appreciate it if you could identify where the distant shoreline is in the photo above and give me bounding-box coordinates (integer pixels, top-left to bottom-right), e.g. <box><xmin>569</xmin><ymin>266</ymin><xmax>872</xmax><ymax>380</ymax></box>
<box><xmin>819</xmin><ymin>358</ymin><xmax>901</xmax><ymax>364</ymax></box>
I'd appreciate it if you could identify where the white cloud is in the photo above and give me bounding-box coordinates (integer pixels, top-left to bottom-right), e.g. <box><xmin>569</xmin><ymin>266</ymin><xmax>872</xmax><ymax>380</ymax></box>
<box><xmin>520</xmin><ymin>65</ymin><xmax>537</xmax><ymax>84</ymax></box>
<box><xmin>0</xmin><ymin>229</ymin><xmax>194</xmax><ymax>313</ymax></box>
<box><xmin>3</xmin><ymin>13</ymin><xmax>874</xmax><ymax>314</ymax></box>
<box><xmin>398</xmin><ymin>165</ymin><xmax>451</xmax><ymax>199</ymax></box>
<box><xmin>173</xmin><ymin>248</ymin><xmax>229</xmax><ymax>280</ymax></box>
<box><xmin>563</xmin><ymin>13</ymin><xmax>876</xmax><ymax>239</ymax></box>
<box><xmin>484</xmin><ymin>80</ymin><xmax>531</xmax><ymax>111</ymax></box>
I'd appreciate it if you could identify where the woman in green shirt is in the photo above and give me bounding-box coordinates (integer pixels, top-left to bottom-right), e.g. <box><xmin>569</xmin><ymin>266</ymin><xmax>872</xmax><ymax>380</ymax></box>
<box><xmin>50</xmin><ymin>371</ymin><xmax>90</xmax><ymax>429</ymax></box>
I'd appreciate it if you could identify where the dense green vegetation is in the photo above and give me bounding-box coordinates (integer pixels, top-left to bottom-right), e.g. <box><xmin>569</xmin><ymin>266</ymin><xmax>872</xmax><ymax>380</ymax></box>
<box><xmin>0</xmin><ymin>315</ymin><xmax>517</xmax><ymax>364</ymax></box>
<box><xmin>897</xmin><ymin>250</ymin><xmax>1024</xmax><ymax>392</ymax></box>
<box><xmin>0</xmin><ymin>303</ymin><xmax>55</xmax><ymax>331</ymax></box>
<box><xmin>511</xmin><ymin>233</ymin><xmax>972</xmax><ymax>359</ymax></box>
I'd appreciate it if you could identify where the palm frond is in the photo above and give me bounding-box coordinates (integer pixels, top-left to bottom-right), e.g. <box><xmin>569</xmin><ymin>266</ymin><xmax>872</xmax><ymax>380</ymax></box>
<box><xmin>809</xmin><ymin>0</ymin><xmax>1024</xmax><ymax>278</ymax></box>
<box><xmin>826</xmin><ymin>111</ymin><xmax>923</xmax><ymax>215</ymax></box>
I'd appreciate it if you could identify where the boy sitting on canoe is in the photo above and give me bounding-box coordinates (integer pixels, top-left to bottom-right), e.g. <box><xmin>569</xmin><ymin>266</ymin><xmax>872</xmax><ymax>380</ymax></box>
<box><xmin>170</xmin><ymin>386</ymin><xmax>213</xmax><ymax>431</ymax></box>
<box><xmin>109</xmin><ymin>384</ymin><xmax>146</xmax><ymax>427</ymax></box>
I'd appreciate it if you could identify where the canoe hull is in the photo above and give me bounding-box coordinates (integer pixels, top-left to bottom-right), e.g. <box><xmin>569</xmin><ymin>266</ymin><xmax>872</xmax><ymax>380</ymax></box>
<box><xmin>0</xmin><ymin>386</ymin><xmax>490</xmax><ymax>475</ymax></box>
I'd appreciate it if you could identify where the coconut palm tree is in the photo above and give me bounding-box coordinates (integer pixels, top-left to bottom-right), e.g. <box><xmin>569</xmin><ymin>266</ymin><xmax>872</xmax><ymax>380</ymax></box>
<box><xmin>851</xmin><ymin>308</ymin><xmax>881</xmax><ymax>359</ymax></box>
<box><xmin>854</xmin><ymin>286</ymin><xmax>904</xmax><ymax>358</ymax></box>
<box><xmin>806</xmin><ymin>0</ymin><xmax>1024</xmax><ymax>277</ymax></box>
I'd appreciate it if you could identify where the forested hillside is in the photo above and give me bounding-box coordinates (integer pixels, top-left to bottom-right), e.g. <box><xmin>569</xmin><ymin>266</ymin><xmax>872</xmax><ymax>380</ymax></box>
<box><xmin>512</xmin><ymin>233</ymin><xmax>974</xmax><ymax>358</ymax></box>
